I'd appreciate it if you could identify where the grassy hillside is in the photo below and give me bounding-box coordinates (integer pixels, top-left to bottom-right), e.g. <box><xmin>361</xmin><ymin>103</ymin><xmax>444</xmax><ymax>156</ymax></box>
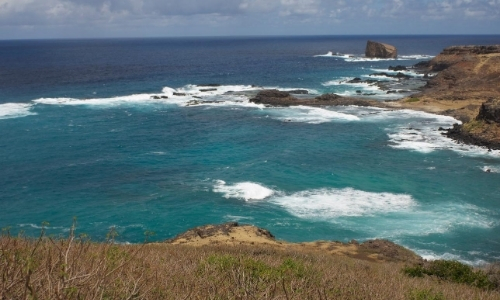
<box><xmin>1</xmin><ymin>224</ymin><xmax>499</xmax><ymax>299</ymax></box>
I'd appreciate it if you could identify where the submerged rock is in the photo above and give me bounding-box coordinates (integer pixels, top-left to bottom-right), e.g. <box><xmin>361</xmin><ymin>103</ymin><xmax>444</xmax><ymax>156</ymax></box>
<box><xmin>389</xmin><ymin>65</ymin><xmax>408</xmax><ymax>71</ymax></box>
<box><xmin>151</xmin><ymin>95</ymin><xmax>168</xmax><ymax>99</ymax></box>
<box><xmin>287</xmin><ymin>89</ymin><xmax>309</xmax><ymax>95</ymax></box>
<box><xmin>365</xmin><ymin>40</ymin><xmax>398</xmax><ymax>58</ymax></box>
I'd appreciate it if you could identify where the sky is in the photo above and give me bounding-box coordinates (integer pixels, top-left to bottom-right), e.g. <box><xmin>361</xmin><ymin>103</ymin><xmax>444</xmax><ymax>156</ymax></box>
<box><xmin>0</xmin><ymin>0</ymin><xmax>499</xmax><ymax>39</ymax></box>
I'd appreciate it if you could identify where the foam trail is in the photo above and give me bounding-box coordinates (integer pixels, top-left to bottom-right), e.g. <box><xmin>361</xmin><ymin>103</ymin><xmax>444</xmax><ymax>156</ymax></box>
<box><xmin>33</xmin><ymin>94</ymin><xmax>157</xmax><ymax>106</ymax></box>
<box><xmin>270</xmin><ymin>188</ymin><xmax>416</xmax><ymax>218</ymax></box>
<box><xmin>267</xmin><ymin>106</ymin><xmax>360</xmax><ymax>124</ymax></box>
<box><xmin>213</xmin><ymin>180</ymin><xmax>274</xmax><ymax>201</ymax></box>
<box><xmin>0</xmin><ymin>103</ymin><xmax>36</xmax><ymax>120</ymax></box>
<box><xmin>415</xmin><ymin>249</ymin><xmax>488</xmax><ymax>266</ymax></box>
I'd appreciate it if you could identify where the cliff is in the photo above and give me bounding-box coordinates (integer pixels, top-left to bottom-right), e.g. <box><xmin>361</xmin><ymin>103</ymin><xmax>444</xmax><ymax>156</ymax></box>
<box><xmin>389</xmin><ymin>45</ymin><xmax>500</xmax><ymax>149</ymax></box>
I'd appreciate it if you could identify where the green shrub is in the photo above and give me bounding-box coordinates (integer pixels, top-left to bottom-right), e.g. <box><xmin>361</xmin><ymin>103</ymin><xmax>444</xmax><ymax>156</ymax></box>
<box><xmin>403</xmin><ymin>260</ymin><xmax>494</xmax><ymax>289</ymax></box>
<box><xmin>406</xmin><ymin>97</ymin><xmax>420</xmax><ymax>103</ymax></box>
<box><xmin>408</xmin><ymin>288</ymin><xmax>445</xmax><ymax>300</ymax></box>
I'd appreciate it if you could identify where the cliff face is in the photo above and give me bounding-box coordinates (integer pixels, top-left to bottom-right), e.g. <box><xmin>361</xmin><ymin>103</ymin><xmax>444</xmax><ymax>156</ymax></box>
<box><xmin>393</xmin><ymin>45</ymin><xmax>500</xmax><ymax>149</ymax></box>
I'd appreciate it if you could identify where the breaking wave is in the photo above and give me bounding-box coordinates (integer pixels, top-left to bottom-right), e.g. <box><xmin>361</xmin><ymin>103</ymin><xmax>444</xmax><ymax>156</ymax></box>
<box><xmin>0</xmin><ymin>103</ymin><xmax>36</xmax><ymax>120</ymax></box>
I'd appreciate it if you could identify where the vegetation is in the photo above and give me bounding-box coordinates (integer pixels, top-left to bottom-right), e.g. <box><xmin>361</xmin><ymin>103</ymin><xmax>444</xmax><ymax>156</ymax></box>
<box><xmin>403</xmin><ymin>260</ymin><xmax>499</xmax><ymax>290</ymax></box>
<box><xmin>462</xmin><ymin>119</ymin><xmax>486</xmax><ymax>133</ymax></box>
<box><xmin>1</xmin><ymin>224</ymin><xmax>499</xmax><ymax>299</ymax></box>
<box><xmin>406</xmin><ymin>97</ymin><xmax>421</xmax><ymax>103</ymax></box>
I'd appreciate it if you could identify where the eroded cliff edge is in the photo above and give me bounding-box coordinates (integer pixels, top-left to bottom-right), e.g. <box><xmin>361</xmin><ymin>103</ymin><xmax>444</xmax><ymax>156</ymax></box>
<box><xmin>389</xmin><ymin>45</ymin><xmax>500</xmax><ymax>149</ymax></box>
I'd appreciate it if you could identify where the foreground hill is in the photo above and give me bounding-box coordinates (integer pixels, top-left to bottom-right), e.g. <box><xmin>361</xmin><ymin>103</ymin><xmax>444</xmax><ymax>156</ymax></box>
<box><xmin>1</xmin><ymin>223</ymin><xmax>499</xmax><ymax>299</ymax></box>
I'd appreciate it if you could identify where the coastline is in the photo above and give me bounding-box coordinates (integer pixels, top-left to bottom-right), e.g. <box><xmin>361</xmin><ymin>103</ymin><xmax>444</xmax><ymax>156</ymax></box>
<box><xmin>249</xmin><ymin>45</ymin><xmax>500</xmax><ymax>150</ymax></box>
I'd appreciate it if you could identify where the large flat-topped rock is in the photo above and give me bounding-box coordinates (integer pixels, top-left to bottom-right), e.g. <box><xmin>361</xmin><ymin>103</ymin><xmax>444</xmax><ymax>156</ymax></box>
<box><xmin>365</xmin><ymin>40</ymin><xmax>398</xmax><ymax>58</ymax></box>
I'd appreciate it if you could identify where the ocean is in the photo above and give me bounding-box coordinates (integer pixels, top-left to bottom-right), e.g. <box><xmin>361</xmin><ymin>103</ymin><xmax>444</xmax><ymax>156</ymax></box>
<box><xmin>1</xmin><ymin>35</ymin><xmax>499</xmax><ymax>265</ymax></box>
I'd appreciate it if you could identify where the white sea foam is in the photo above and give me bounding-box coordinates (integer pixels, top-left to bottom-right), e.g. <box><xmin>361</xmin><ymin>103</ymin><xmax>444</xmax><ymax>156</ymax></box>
<box><xmin>313</xmin><ymin>52</ymin><xmax>355</xmax><ymax>58</ymax></box>
<box><xmin>0</xmin><ymin>103</ymin><xmax>36</xmax><ymax>120</ymax></box>
<box><xmin>342</xmin><ymin>54</ymin><xmax>434</xmax><ymax>62</ymax></box>
<box><xmin>336</xmin><ymin>107</ymin><xmax>500</xmax><ymax>157</ymax></box>
<box><xmin>380</xmin><ymin>110</ymin><xmax>500</xmax><ymax>156</ymax></box>
<box><xmin>270</xmin><ymin>188</ymin><xmax>416</xmax><ymax>219</ymax></box>
<box><xmin>33</xmin><ymin>94</ymin><xmax>158</xmax><ymax>106</ymax></box>
<box><xmin>482</xmin><ymin>166</ymin><xmax>500</xmax><ymax>173</ymax></box>
<box><xmin>267</xmin><ymin>105</ymin><xmax>360</xmax><ymax>124</ymax></box>
<box><xmin>224</xmin><ymin>215</ymin><xmax>255</xmax><ymax>221</ymax></box>
<box><xmin>213</xmin><ymin>180</ymin><xmax>274</xmax><ymax>201</ymax></box>
<box><xmin>314</xmin><ymin>53</ymin><xmax>433</xmax><ymax>62</ymax></box>
<box><xmin>415</xmin><ymin>249</ymin><xmax>488</xmax><ymax>266</ymax></box>
<box><xmin>34</xmin><ymin>84</ymin><xmax>292</xmax><ymax>110</ymax></box>
<box><xmin>370</xmin><ymin>68</ymin><xmax>426</xmax><ymax>78</ymax></box>
<box><xmin>321</xmin><ymin>77</ymin><xmax>401</xmax><ymax>99</ymax></box>
<box><xmin>19</xmin><ymin>223</ymin><xmax>65</xmax><ymax>230</ymax></box>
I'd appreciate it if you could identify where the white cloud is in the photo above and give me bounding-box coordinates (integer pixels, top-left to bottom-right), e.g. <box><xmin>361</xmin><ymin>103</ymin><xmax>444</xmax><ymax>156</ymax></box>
<box><xmin>0</xmin><ymin>0</ymin><xmax>498</xmax><ymax>38</ymax></box>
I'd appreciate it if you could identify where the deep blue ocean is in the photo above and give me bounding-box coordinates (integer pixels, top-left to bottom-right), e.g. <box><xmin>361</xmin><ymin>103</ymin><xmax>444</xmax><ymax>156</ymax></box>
<box><xmin>1</xmin><ymin>35</ymin><xmax>499</xmax><ymax>265</ymax></box>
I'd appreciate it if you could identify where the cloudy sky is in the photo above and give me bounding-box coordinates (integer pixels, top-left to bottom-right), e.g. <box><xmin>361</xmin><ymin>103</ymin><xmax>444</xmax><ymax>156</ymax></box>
<box><xmin>1</xmin><ymin>0</ymin><xmax>499</xmax><ymax>39</ymax></box>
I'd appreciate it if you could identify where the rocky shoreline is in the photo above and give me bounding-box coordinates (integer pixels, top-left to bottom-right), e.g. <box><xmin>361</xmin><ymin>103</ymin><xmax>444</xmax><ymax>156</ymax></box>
<box><xmin>249</xmin><ymin>44</ymin><xmax>500</xmax><ymax>150</ymax></box>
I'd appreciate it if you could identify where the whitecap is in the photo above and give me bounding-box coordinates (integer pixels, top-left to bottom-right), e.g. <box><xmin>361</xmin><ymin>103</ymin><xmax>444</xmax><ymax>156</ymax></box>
<box><xmin>0</xmin><ymin>103</ymin><xmax>36</xmax><ymax>120</ymax></box>
<box><xmin>267</xmin><ymin>105</ymin><xmax>360</xmax><ymax>124</ymax></box>
<box><xmin>33</xmin><ymin>94</ymin><xmax>159</xmax><ymax>107</ymax></box>
<box><xmin>415</xmin><ymin>249</ymin><xmax>488</xmax><ymax>266</ymax></box>
<box><xmin>481</xmin><ymin>166</ymin><xmax>500</xmax><ymax>173</ymax></box>
<box><xmin>270</xmin><ymin>188</ymin><xmax>416</xmax><ymax>219</ymax></box>
<box><xmin>213</xmin><ymin>180</ymin><xmax>274</xmax><ymax>201</ymax></box>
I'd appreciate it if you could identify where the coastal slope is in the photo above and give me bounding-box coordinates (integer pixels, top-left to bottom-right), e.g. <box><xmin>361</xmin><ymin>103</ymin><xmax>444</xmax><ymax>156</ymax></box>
<box><xmin>165</xmin><ymin>222</ymin><xmax>422</xmax><ymax>264</ymax></box>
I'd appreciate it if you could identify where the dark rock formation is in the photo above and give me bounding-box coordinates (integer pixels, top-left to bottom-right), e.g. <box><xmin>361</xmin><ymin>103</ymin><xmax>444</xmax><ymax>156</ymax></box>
<box><xmin>250</xmin><ymin>90</ymin><xmax>297</xmax><ymax>106</ymax></box>
<box><xmin>199</xmin><ymin>88</ymin><xmax>218</xmax><ymax>92</ymax></box>
<box><xmin>365</xmin><ymin>41</ymin><xmax>398</xmax><ymax>58</ymax></box>
<box><xmin>287</xmin><ymin>89</ymin><xmax>309</xmax><ymax>95</ymax></box>
<box><xmin>370</xmin><ymin>72</ymin><xmax>412</xmax><ymax>80</ymax></box>
<box><xmin>414</xmin><ymin>61</ymin><xmax>431</xmax><ymax>69</ymax></box>
<box><xmin>250</xmin><ymin>89</ymin><xmax>385</xmax><ymax>108</ymax></box>
<box><xmin>151</xmin><ymin>95</ymin><xmax>168</xmax><ymax>99</ymax></box>
<box><xmin>445</xmin><ymin>123</ymin><xmax>500</xmax><ymax>150</ymax></box>
<box><xmin>173</xmin><ymin>92</ymin><xmax>187</xmax><ymax>96</ymax></box>
<box><xmin>476</xmin><ymin>98</ymin><xmax>500</xmax><ymax>123</ymax></box>
<box><xmin>389</xmin><ymin>65</ymin><xmax>408</xmax><ymax>71</ymax></box>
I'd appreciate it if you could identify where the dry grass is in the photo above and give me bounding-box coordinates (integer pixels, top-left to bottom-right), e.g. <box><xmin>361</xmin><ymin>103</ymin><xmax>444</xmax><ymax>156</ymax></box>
<box><xmin>1</xmin><ymin>226</ymin><xmax>499</xmax><ymax>300</ymax></box>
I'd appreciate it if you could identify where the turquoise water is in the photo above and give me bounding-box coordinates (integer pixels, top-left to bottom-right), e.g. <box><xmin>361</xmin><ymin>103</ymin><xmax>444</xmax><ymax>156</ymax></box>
<box><xmin>1</xmin><ymin>36</ymin><xmax>499</xmax><ymax>264</ymax></box>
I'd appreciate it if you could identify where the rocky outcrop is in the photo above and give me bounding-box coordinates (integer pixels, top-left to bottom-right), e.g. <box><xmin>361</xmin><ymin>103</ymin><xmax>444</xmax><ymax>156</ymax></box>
<box><xmin>250</xmin><ymin>89</ymin><xmax>385</xmax><ymax>107</ymax></box>
<box><xmin>477</xmin><ymin>98</ymin><xmax>500</xmax><ymax>123</ymax></box>
<box><xmin>365</xmin><ymin>41</ymin><xmax>398</xmax><ymax>58</ymax></box>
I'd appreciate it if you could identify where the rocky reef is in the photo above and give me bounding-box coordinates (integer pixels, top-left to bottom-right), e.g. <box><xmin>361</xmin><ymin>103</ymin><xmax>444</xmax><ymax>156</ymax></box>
<box><xmin>250</xmin><ymin>89</ymin><xmax>385</xmax><ymax>108</ymax></box>
<box><xmin>365</xmin><ymin>40</ymin><xmax>398</xmax><ymax>58</ymax></box>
